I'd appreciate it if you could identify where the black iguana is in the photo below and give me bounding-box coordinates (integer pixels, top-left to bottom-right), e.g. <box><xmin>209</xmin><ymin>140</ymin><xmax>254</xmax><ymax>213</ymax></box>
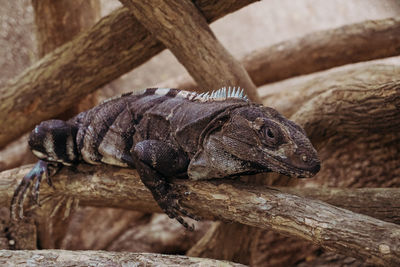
<box><xmin>11</xmin><ymin>87</ymin><xmax>320</xmax><ymax>229</ymax></box>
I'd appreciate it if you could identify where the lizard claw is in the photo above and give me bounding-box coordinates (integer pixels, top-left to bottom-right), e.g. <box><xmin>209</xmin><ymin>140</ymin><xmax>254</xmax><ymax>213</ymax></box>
<box><xmin>157</xmin><ymin>184</ymin><xmax>201</xmax><ymax>231</ymax></box>
<box><xmin>10</xmin><ymin>160</ymin><xmax>59</xmax><ymax>221</ymax></box>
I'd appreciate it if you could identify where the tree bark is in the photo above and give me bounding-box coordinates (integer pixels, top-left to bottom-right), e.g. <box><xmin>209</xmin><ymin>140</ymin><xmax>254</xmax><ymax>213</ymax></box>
<box><xmin>158</xmin><ymin>17</ymin><xmax>400</xmax><ymax>90</ymax></box>
<box><xmin>261</xmin><ymin>64</ymin><xmax>400</xmax><ymax>118</ymax></box>
<box><xmin>0</xmin><ymin>250</ymin><xmax>245</xmax><ymax>266</ymax></box>
<box><xmin>32</xmin><ymin>0</ymin><xmax>101</xmax><ymax>119</ymax></box>
<box><xmin>29</xmin><ymin>0</ymin><xmax>102</xmax><ymax>250</ymax></box>
<box><xmin>3</xmin><ymin>165</ymin><xmax>400</xmax><ymax>223</ymax></box>
<box><xmin>4</xmin><ymin>164</ymin><xmax>400</xmax><ymax>266</ymax></box>
<box><xmin>242</xmin><ymin>17</ymin><xmax>400</xmax><ymax>86</ymax></box>
<box><xmin>251</xmin><ymin>63</ymin><xmax>400</xmax><ymax>266</ymax></box>
<box><xmin>190</xmin><ymin>63</ymin><xmax>400</xmax><ymax>265</ymax></box>
<box><xmin>32</xmin><ymin>0</ymin><xmax>100</xmax><ymax>58</ymax></box>
<box><xmin>120</xmin><ymin>0</ymin><xmax>260</xmax><ymax>102</ymax></box>
<box><xmin>0</xmin><ymin>0</ymin><xmax>257</xmax><ymax>149</ymax></box>
<box><xmin>2</xmin><ymin>13</ymin><xmax>398</xmax><ymax>148</ymax></box>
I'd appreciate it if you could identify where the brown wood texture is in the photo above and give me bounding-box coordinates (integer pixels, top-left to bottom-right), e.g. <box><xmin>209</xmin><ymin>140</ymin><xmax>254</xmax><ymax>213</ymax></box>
<box><xmin>0</xmin><ymin>0</ymin><xmax>257</xmax><ymax>149</ymax></box>
<box><xmin>32</xmin><ymin>0</ymin><xmax>101</xmax><ymax>120</ymax></box>
<box><xmin>261</xmin><ymin>64</ymin><xmax>400</xmax><ymax>189</ymax></box>
<box><xmin>0</xmin><ymin>250</ymin><xmax>245</xmax><ymax>266</ymax></box>
<box><xmin>3</xmin><ymin>164</ymin><xmax>400</xmax><ymax>266</ymax></box>
<box><xmin>158</xmin><ymin>17</ymin><xmax>400</xmax><ymax>89</ymax></box>
<box><xmin>29</xmin><ymin>0</ymin><xmax>101</xmax><ymax>250</ymax></box>
<box><xmin>243</xmin><ymin>17</ymin><xmax>400</xmax><ymax>86</ymax></box>
<box><xmin>252</xmin><ymin>63</ymin><xmax>400</xmax><ymax>266</ymax></box>
<box><xmin>32</xmin><ymin>0</ymin><xmax>100</xmax><ymax>58</ymax></box>
<box><xmin>120</xmin><ymin>0</ymin><xmax>260</xmax><ymax>102</ymax></box>
<box><xmin>188</xmin><ymin>63</ymin><xmax>400</xmax><ymax>265</ymax></box>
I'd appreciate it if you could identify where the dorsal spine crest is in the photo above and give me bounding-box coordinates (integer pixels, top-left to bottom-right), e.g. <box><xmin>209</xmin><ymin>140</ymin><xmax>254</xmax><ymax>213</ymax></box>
<box><xmin>102</xmin><ymin>87</ymin><xmax>248</xmax><ymax>105</ymax></box>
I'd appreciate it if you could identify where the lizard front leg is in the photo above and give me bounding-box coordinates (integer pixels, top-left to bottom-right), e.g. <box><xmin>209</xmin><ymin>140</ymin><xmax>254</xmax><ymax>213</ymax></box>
<box><xmin>11</xmin><ymin>119</ymin><xmax>78</xmax><ymax>220</ymax></box>
<box><xmin>11</xmin><ymin>160</ymin><xmax>61</xmax><ymax>220</ymax></box>
<box><xmin>132</xmin><ymin>140</ymin><xmax>199</xmax><ymax>230</ymax></box>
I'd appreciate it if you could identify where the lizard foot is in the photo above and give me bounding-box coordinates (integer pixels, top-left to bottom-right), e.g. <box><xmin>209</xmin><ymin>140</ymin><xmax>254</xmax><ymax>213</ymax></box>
<box><xmin>10</xmin><ymin>160</ymin><xmax>59</xmax><ymax>221</ymax></box>
<box><xmin>156</xmin><ymin>185</ymin><xmax>201</xmax><ymax>231</ymax></box>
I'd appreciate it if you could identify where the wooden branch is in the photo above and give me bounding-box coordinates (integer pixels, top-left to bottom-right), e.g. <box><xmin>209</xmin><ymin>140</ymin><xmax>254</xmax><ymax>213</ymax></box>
<box><xmin>158</xmin><ymin>17</ymin><xmax>400</xmax><ymax>90</ymax></box>
<box><xmin>0</xmin><ymin>0</ymin><xmax>256</xmax><ymax>149</ymax></box>
<box><xmin>0</xmin><ymin>250</ymin><xmax>245</xmax><ymax>266</ymax></box>
<box><xmin>243</xmin><ymin>17</ymin><xmax>400</xmax><ymax>86</ymax></box>
<box><xmin>3</xmin><ymin>164</ymin><xmax>400</xmax><ymax>265</ymax></box>
<box><xmin>261</xmin><ymin>64</ymin><xmax>400</xmax><ymax>117</ymax></box>
<box><xmin>120</xmin><ymin>0</ymin><xmax>260</xmax><ymax>102</ymax></box>
<box><xmin>160</xmin><ymin>18</ymin><xmax>400</xmax><ymax>89</ymax></box>
<box><xmin>32</xmin><ymin>0</ymin><xmax>100</xmax><ymax>58</ymax></box>
<box><xmin>277</xmin><ymin>187</ymin><xmax>400</xmax><ymax>224</ymax></box>
<box><xmin>291</xmin><ymin>80</ymin><xmax>400</xmax><ymax>142</ymax></box>
<box><xmin>30</xmin><ymin>0</ymin><xmax>102</xmax><ymax>250</ymax></box>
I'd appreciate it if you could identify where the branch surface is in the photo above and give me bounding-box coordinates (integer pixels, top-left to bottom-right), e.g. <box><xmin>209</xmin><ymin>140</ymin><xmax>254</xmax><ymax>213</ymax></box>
<box><xmin>3</xmin><ymin>164</ymin><xmax>400</xmax><ymax>266</ymax></box>
<box><xmin>243</xmin><ymin>17</ymin><xmax>400</xmax><ymax>86</ymax></box>
<box><xmin>158</xmin><ymin>17</ymin><xmax>400</xmax><ymax>89</ymax></box>
<box><xmin>0</xmin><ymin>0</ymin><xmax>256</xmax><ymax>148</ymax></box>
<box><xmin>120</xmin><ymin>0</ymin><xmax>260</xmax><ymax>102</ymax></box>
<box><xmin>0</xmin><ymin>250</ymin><xmax>245</xmax><ymax>266</ymax></box>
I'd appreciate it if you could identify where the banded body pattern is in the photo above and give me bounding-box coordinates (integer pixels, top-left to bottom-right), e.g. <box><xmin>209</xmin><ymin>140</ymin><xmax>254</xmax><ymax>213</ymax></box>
<box><xmin>29</xmin><ymin>87</ymin><xmax>248</xmax><ymax>168</ymax></box>
<box><xmin>67</xmin><ymin>88</ymin><xmax>247</xmax><ymax>170</ymax></box>
<box><xmin>13</xmin><ymin>87</ymin><xmax>320</xmax><ymax>230</ymax></box>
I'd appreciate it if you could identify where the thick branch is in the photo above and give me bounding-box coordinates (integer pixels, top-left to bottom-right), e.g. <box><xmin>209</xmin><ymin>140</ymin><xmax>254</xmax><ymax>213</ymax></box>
<box><xmin>120</xmin><ymin>0</ymin><xmax>260</xmax><ymax>102</ymax></box>
<box><xmin>0</xmin><ymin>250</ymin><xmax>244</xmax><ymax>266</ymax></box>
<box><xmin>243</xmin><ymin>17</ymin><xmax>400</xmax><ymax>86</ymax></box>
<box><xmin>291</xmin><ymin>80</ymin><xmax>400</xmax><ymax>142</ymax></box>
<box><xmin>32</xmin><ymin>0</ymin><xmax>100</xmax><ymax>58</ymax></box>
<box><xmin>3</xmin><ymin>164</ymin><xmax>400</xmax><ymax>265</ymax></box>
<box><xmin>261</xmin><ymin>64</ymin><xmax>400</xmax><ymax>118</ymax></box>
<box><xmin>277</xmin><ymin>187</ymin><xmax>400</xmax><ymax>225</ymax></box>
<box><xmin>0</xmin><ymin>0</ymin><xmax>256</xmax><ymax>148</ymax></box>
<box><xmin>158</xmin><ymin>17</ymin><xmax>400</xmax><ymax>90</ymax></box>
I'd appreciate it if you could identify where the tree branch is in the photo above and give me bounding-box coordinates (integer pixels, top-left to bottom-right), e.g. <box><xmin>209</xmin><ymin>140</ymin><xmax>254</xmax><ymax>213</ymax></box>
<box><xmin>261</xmin><ymin>64</ymin><xmax>400</xmax><ymax>118</ymax></box>
<box><xmin>3</xmin><ymin>164</ymin><xmax>400</xmax><ymax>266</ymax></box>
<box><xmin>158</xmin><ymin>17</ymin><xmax>400</xmax><ymax>90</ymax></box>
<box><xmin>277</xmin><ymin>187</ymin><xmax>400</xmax><ymax>225</ymax></box>
<box><xmin>0</xmin><ymin>0</ymin><xmax>257</xmax><ymax>148</ymax></box>
<box><xmin>0</xmin><ymin>250</ymin><xmax>245</xmax><ymax>266</ymax></box>
<box><xmin>120</xmin><ymin>0</ymin><xmax>260</xmax><ymax>102</ymax></box>
<box><xmin>291</xmin><ymin>80</ymin><xmax>400</xmax><ymax>142</ymax></box>
<box><xmin>242</xmin><ymin>17</ymin><xmax>400</xmax><ymax>86</ymax></box>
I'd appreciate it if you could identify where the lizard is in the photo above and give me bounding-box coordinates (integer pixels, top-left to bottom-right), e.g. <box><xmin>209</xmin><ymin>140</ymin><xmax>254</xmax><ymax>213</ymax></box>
<box><xmin>10</xmin><ymin>87</ymin><xmax>320</xmax><ymax>229</ymax></box>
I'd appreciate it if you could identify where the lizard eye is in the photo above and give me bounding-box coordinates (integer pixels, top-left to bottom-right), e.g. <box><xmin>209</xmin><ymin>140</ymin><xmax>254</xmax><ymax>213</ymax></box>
<box><xmin>261</xmin><ymin>124</ymin><xmax>283</xmax><ymax>147</ymax></box>
<box><xmin>266</xmin><ymin>128</ymin><xmax>275</xmax><ymax>139</ymax></box>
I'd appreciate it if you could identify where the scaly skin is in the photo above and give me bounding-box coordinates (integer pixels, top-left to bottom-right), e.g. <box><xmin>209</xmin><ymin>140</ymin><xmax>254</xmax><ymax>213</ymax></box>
<box><xmin>11</xmin><ymin>87</ymin><xmax>320</xmax><ymax>229</ymax></box>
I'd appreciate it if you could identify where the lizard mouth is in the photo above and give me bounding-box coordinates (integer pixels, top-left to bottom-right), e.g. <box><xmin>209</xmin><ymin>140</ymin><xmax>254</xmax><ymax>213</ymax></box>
<box><xmin>274</xmin><ymin>160</ymin><xmax>320</xmax><ymax>178</ymax></box>
<box><xmin>256</xmin><ymin>155</ymin><xmax>320</xmax><ymax>178</ymax></box>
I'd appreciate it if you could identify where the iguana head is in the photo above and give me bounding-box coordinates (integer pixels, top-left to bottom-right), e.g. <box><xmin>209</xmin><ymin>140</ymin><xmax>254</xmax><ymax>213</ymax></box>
<box><xmin>215</xmin><ymin>105</ymin><xmax>320</xmax><ymax>178</ymax></box>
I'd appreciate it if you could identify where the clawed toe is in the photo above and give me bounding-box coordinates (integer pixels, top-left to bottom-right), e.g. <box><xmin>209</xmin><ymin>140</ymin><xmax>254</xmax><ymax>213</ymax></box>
<box><xmin>159</xmin><ymin>189</ymin><xmax>200</xmax><ymax>231</ymax></box>
<box><xmin>10</xmin><ymin>161</ymin><xmax>59</xmax><ymax>221</ymax></box>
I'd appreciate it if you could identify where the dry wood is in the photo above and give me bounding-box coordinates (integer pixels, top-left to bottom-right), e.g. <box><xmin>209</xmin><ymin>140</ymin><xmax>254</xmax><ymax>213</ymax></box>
<box><xmin>261</xmin><ymin>64</ymin><xmax>400</xmax><ymax>118</ymax></box>
<box><xmin>187</xmin><ymin>222</ymin><xmax>257</xmax><ymax>264</ymax></box>
<box><xmin>292</xmin><ymin>81</ymin><xmax>400</xmax><ymax>142</ymax></box>
<box><xmin>158</xmin><ymin>17</ymin><xmax>400</xmax><ymax>89</ymax></box>
<box><xmin>32</xmin><ymin>0</ymin><xmax>100</xmax><ymax>58</ymax></box>
<box><xmin>243</xmin><ymin>17</ymin><xmax>400</xmax><ymax>86</ymax></box>
<box><xmin>0</xmin><ymin>250</ymin><xmax>245</xmax><ymax>266</ymax></box>
<box><xmin>29</xmin><ymin>0</ymin><xmax>102</xmax><ymax>250</ymax></box>
<box><xmin>252</xmin><ymin>63</ymin><xmax>400</xmax><ymax>266</ymax></box>
<box><xmin>3</xmin><ymin>164</ymin><xmax>400</xmax><ymax>266</ymax></box>
<box><xmin>120</xmin><ymin>0</ymin><xmax>260</xmax><ymax>102</ymax></box>
<box><xmin>0</xmin><ymin>0</ymin><xmax>257</xmax><ymax>149</ymax></box>
<box><xmin>277</xmin><ymin>187</ymin><xmax>400</xmax><ymax>225</ymax></box>
<box><xmin>183</xmin><ymin>63</ymin><xmax>400</xmax><ymax>264</ymax></box>
<box><xmin>32</xmin><ymin>0</ymin><xmax>101</xmax><ymax>120</ymax></box>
